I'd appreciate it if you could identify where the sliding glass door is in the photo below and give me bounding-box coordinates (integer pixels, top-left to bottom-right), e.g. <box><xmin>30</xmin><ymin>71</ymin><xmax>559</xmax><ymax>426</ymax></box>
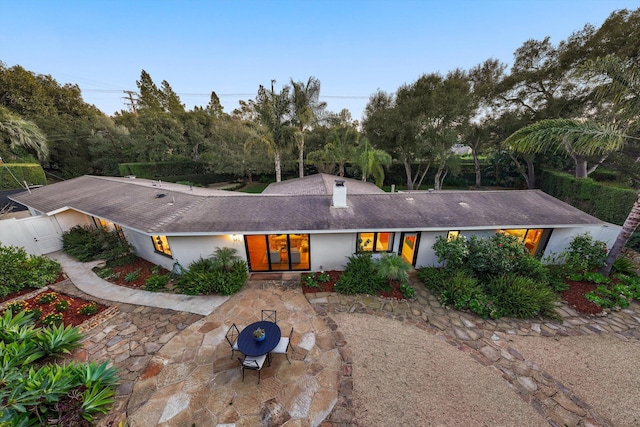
<box><xmin>245</xmin><ymin>234</ymin><xmax>310</xmax><ymax>271</ymax></box>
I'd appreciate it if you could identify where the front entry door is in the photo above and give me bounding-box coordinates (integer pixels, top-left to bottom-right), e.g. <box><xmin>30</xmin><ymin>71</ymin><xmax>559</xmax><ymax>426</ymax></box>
<box><xmin>399</xmin><ymin>232</ymin><xmax>420</xmax><ymax>266</ymax></box>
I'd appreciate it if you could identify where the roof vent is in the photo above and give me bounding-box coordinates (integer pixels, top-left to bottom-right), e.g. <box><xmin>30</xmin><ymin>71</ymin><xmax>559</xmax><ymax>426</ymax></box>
<box><xmin>156</xmin><ymin>193</ymin><xmax>166</xmax><ymax>198</ymax></box>
<box><xmin>333</xmin><ymin>180</ymin><xmax>347</xmax><ymax>208</ymax></box>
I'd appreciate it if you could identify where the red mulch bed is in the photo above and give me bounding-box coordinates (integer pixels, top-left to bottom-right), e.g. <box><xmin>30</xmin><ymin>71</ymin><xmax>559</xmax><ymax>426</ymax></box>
<box><xmin>561</xmin><ymin>280</ymin><xmax>603</xmax><ymax>314</ymax></box>
<box><xmin>96</xmin><ymin>257</ymin><xmax>172</xmax><ymax>289</ymax></box>
<box><xmin>3</xmin><ymin>290</ymin><xmax>108</xmax><ymax>328</ymax></box>
<box><xmin>300</xmin><ymin>270</ymin><xmax>407</xmax><ymax>300</ymax></box>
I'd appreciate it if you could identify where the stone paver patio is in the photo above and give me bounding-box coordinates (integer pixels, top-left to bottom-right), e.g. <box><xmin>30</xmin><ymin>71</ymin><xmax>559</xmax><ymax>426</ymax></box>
<box><xmin>43</xmin><ymin>267</ymin><xmax>640</xmax><ymax>427</ymax></box>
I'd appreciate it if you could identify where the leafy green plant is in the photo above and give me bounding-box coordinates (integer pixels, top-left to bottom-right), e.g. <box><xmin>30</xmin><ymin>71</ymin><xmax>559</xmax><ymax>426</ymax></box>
<box><xmin>124</xmin><ymin>269</ymin><xmax>141</xmax><ymax>282</ymax></box>
<box><xmin>36</xmin><ymin>291</ymin><xmax>59</xmax><ymax>305</ymax></box>
<box><xmin>416</xmin><ymin>266</ymin><xmax>449</xmax><ymax>294</ymax></box>
<box><xmin>176</xmin><ymin>255</ymin><xmax>248</xmax><ymax>295</ymax></box>
<box><xmin>562</xmin><ymin>233</ymin><xmax>608</xmax><ymax>274</ymax></box>
<box><xmin>96</xmin><ymin>268</ymin><xmax>115</xmax><ymax>279</ymax></box>
<box><xmin>612</xmin><ymin>257</ymin><xmax>636</xmax><ymax>276</ymax></box>
<box><xmin>301</xmin><ymin>273</ymin><xmax>321</xmax><ymax>289</ymax></box>
<box><xmin>335</xmin><ymin>253</ymin><xmax>387</xmax><ymax>295</ymax></box>
<box><xmin>0</xmin><ymin>245</ymin><xmax>61</xmax><ymax>298</ymax></box>
<box><xmin>400</xmin><ymin>283</ymin><xmax>415</xmax><ymax>299</ymax></box>
<box><xmin>485</xmin><ymin>275</ymin><xmax>557</xmax><ymax>319</ymax></box>
<box><xmin>40</xmin><ymin>312</ymin><xmax>64</xmax><ymax>327</ymax></box>
<box><xmin>145</xmin><ymin>273</ymin><xmax>170</xmax><ymax>292</ymax></box>
<box><xmin>4</xmin><ymin>299</ymin><xmax>28</xmax><ymax>313</ymax></box>
<box><xmin>317</xmin><ymin>271</ymin><xmax>330</xmax><ymax>283</ymax></box>
<box><xmin>77</xmin><ymin>302</ymin><xmax>98</xmax><ymax>316</ymax></box>
<box><xmin>36</xmin><ymin>322</ymin><xmax>83</xmax><ymax>356</ymax></box>
<box><xmin>54</xmin><ymin>298</ymin><xmax>71</xmax><ymax>312</ymax></box>
<box><xmin>582</xmin><ymin>271</ymin><xmax>611</xmax><ymax>284</ymax></box>
<box><xmin>0</xmin><ymin>312</ymin><xmax>118</xmax><ymax>426</ymax></box>
<box><xmin>62</xmin><ymin>225</ymin><xmax>134</xmax><ymax>267</ymax></box>
<box><xmin>438</xmin><ymin>270</ymin><xmax>482</xmax><ymax>310</ymax></box>
<box><xmin>375</xmin><ymin>253</ymin><xmax>411</xmax><ymax>284</ymax></box>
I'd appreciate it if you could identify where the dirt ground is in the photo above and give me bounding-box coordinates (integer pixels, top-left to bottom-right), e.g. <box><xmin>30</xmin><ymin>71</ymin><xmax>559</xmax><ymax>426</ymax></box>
<box><xmin>334</xmin><ymin>313</ymin><xmax>549</xmax><ymax>427</ymax></box>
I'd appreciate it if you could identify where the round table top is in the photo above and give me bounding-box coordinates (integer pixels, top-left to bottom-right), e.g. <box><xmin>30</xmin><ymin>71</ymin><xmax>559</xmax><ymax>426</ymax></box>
<box><xmin>237</xmin><ymin>321</ymin><xmax>281</xmax><ymax>357</ymax></box>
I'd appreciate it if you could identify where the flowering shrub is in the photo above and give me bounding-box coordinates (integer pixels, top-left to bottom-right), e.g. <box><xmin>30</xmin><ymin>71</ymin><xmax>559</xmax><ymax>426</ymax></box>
<box><xmin>41</xmin><ymin>312</ymin><xmax>64</xmax><ymax>326</ymax></box>
<box><xmin>78</xmin><ymin>302</ymin><xmax>98</xmax><ymax>316</ymax></box>
<box><xmin>36</xmin><ymin>291</ymin><xmax>59</xmax><ymax>305</ymax></box>
<box><xmin>5</xmin><ymin>299</ymin><xmax>27</xmax><ymax>312</ymax></box>
<box><xmin>54</xmin><ymin>298</ymin><xmax>72</xmax><ymax>312</ymax></box>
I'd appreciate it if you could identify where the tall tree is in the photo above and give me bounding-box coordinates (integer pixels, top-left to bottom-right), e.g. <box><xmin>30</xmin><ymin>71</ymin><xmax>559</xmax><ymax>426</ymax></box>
<box><xmin>290</xmin><ymin>76</ymin><xmax>326</xmax><ymax>177</ymax></box>
<box><xmin>0</xmin><ymin>106</ymin><xmax>48</xmax><ymax>161</ymax></box>
<box><xmin>253</xmin><ymin>80</ymin><xmax>294</xmax><ymax>182</ymax></box>
<box><xmin>354</xmin><ymin>137</ymin><xmax>392</xmax><ymax>186</ymax></box>
<box><xmin>504</xmin><ymin>56</ymin><xmax>639</xmax><ymax>274</ymax></box>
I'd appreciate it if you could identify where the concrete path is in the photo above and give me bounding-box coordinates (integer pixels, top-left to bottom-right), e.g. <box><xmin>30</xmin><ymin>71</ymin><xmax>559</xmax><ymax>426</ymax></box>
<box><xmin>48</xmin><ymin>251</ymin><xmax>228</xmax><ymax>316</ymax></box>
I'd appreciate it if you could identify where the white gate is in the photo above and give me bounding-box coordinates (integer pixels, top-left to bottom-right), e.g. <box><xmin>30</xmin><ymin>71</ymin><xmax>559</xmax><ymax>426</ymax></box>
<box><xmin>0</xmin><ymin>215</ymin><xmax>63</xmax><ymax>255</ymax></box>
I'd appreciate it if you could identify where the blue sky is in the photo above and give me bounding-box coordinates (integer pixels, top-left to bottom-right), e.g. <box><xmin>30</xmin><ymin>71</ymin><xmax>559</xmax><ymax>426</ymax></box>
<box><xmin>1</xmin><ymin>0</ymin><xmax>638</xmax><ymax>120</ymax></box>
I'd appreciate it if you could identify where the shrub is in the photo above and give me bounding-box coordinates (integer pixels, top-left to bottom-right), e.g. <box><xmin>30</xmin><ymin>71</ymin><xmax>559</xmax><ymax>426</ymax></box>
<box><xmin>36</xmin><ymin>291</ymin><xmax>59</xmax><ymax>305</ymax></box>
<box><xmin>41</xmin><ymin>312</ymin><xmax>64</xmax><ymax>327</ymax></box>
<box><xmin>562</xmin><ymin>233</ymin><xmax>608</xmax><ymax>274</ymax></box>
<box><xmin>5</xmin><ymin>300</ymin><xmax>28</xmax><ymax>313</ymax></box>
<box><xmin>485</xmin><ymin>275</ymin><xmax>557</xmax><ymax>319</ymax></box>
<box><xmin>78</xmin><ymin>302</ymin><xmax>98</xmax><ymax>316</ymax></box>
<box><xmin>175</xmin><ymin>250</ymin><xmax>248</xmax><ymax>295</ymax></box>
<box><xmin>375</xmin><ymin>253</ymin><xmax>412</xmax><ymax>284</ymax></box>
<box><xmin>400</xmin><ymin>283</ymin><xmax>416</xmax><ymax>299</ymax></box>
<box><xmin>0</xmin><ymin>245</ymin><xmax>61</xmax><ymax>298</ymax></box>
<box><xmin>54</xmin><ymin>298</ymin><xmax>71</xmax><ymax>312</ymax></box>
<box><xmin>145</xmin><ymin>273</ymin><xmax>170</xmax><ymax>292</ymax></box>
<box><xmin>62</xmin><ymin>225</ymin><xmax>134</xmax><ymax>266</ymax></box>
<box><xmin>334</xmin><ymin>253</ymin><xmax>387</xmax><ymax>295</ymax></box>
<box><xmin>301</xmin><ymin>273</ymin><xmax>322</xmax><ymax>289</ymax></box>
<box><xmin>437</xmin><ymin>270</ymin><xmax>482</xmax><ymax>310</ymax></box>
<box><xmin>97</xmin><ymin>267</ymin><xmax>115</xmax><ymax>279</ymax></box>
<box><xmin>124</xmin><ymin>269</ymin><xmax>141</xmax><ymax>282</ymax></box>
<box><xmin>433</xmin><ymin>233</ymin><xmax>544</xmax><ymax>281</ymax></box>
<box><xmin>416</xmin><ymin>266</ymin><xmax>449</xmax><ymax>294</ymax></box>
<box><xmin>612</xmin><ymin>257</ymin><xmax>636</xmax><ymax>276</ymax></box>
<box><xmin>0</xmin><ymin>311</ymin><xmax>117</xmax><ymax>425</ymax></box>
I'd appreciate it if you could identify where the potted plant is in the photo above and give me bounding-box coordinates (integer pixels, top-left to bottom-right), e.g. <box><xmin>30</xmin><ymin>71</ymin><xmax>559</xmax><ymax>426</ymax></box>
<box><xmin>253</xmin><ymin>327</ymin><xmax>265</xmax><ymax>341</ymax></box>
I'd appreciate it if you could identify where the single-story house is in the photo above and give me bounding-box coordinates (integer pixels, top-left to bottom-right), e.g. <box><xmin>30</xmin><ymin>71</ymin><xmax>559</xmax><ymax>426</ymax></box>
<box><xmin>8</xmin><ymin>173</ymin><xmax>621</xmax><ymax>272</ymax></box>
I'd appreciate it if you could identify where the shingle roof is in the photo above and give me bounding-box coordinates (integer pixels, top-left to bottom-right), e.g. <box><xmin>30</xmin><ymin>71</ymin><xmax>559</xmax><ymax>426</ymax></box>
<box><xmin>10</xmin><ymin>175</ymin><xmax>607</xmax><ymax>235</ymax></box>
<box><xmin>262</xmin><ymin>173</ymin><xmax>384</xmax><ymax>195</ymax></box>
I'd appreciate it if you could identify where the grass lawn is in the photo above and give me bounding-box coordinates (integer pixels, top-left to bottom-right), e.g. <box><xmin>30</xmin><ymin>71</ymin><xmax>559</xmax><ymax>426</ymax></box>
<box><xmin>237</xmin><ymin>182</ymin><xmax>269</xmax><ymax>193</ymax></box>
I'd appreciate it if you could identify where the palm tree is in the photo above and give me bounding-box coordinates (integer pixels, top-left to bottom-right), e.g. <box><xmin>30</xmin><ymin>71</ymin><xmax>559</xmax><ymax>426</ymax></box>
<box><xmin>290</xmin><ymin>77</ymin><xmax>326</xmax><ymax>178</ymax></box>
<box><xmin>0</xmin><ymin>106</ymin><xmax>48</xmax><ymax>161</ymax></box>
<box><xmin>504</xmin><ymin>56</ymin><xmax>639</xmax><ymax>275</ymax></box>
<box><xmin>253</xmin><ymin>81</ymin><xmax>295</xmax><ymax>182</ymax></box>
<box><xmin>354</xmin><ymin>138</ymin><xmax>392</xmax><ymax>187</ymax></box>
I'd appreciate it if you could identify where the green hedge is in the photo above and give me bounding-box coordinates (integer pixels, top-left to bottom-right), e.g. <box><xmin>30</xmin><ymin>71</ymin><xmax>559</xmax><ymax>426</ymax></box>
<box><xmin>0</xmin><ymin>164</ymin><xmax>46</xmax><ymax>190</ymax></box>
<box><xmin>118</xmin><ymin>161</ymin><xmax>208</xmax><ymax>178</ymax></box>
<box><xmin>539</xmin><ymin>169</ymin><xmax>636</xmax><ymax>225</ymax></box>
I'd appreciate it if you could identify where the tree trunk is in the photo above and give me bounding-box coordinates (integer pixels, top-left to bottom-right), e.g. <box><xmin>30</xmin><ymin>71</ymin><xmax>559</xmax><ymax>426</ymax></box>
<box><xmin>525</xmin><ymin>155</ymin><xmax>535</xmax><ymax>189</ymax></box>
<box><xmin>403</xmin><ymin>159</ymin><xmax>414</xmax><ymax>190</ymax></box>
<box><xmin>434</xmin><ymin>168</ymin><xmax>443</xmax><ymax>191</ymax></box>
<box><xmin>602</xmin><ymin>191</ymin><xmax>640</xmax><ymax>276</ymax></box>
<box><xmin>274</xmin><ymin>151</ymin><xmax>282</xmax><ymax>182</ymax></box>
<box><xmin>298</xmin><ymin>133</ymin><xmax>305</xmax><ymax>178</ymax></box>
<box><xmin>572</xmin><ymin>153</ymin><xmax>588</xmax><ymax>178</ymax></box>
<box><xmin>473</xmin><ymin>148</ymin><xmax>481</xmax><ymax>188</ymax></box>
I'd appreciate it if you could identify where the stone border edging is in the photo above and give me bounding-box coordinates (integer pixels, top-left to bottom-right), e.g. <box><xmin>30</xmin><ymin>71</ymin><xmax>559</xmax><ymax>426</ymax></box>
<box><xmin>307</xmin><ymin>285</ymin><xmax>640</xmax><ymax>427</ymax></box>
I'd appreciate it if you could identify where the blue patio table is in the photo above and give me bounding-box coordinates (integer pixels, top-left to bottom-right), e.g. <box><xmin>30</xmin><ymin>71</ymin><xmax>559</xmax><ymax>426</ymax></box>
<box><xmin>236</xmin><ymin>320</ymin><xmax>281</xmax><ymax>357</ymax></box>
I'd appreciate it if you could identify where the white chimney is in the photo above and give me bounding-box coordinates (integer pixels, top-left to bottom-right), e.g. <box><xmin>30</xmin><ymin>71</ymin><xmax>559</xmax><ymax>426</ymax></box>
<box><xmin>333</xmin><ymin>180</ymin><xmax>347</xmax><ymax>208</ymax></box>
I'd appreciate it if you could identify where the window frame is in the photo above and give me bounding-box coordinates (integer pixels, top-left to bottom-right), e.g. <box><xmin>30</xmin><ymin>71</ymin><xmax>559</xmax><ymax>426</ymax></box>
<box><xmin>151</xmin><ymin>235</ymin><xmax>173</xmax><ymax>258</ymax></box>
<box><xmin>356</xmin><ymin>232</ymin><xmax>395</xmax><ymax>253</ymax></box>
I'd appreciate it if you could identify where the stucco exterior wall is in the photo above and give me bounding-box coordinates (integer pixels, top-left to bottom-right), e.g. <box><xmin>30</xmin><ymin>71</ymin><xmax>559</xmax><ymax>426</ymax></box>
<box><xmin>56</xmin><ymin>210</ymin><xmax>92</xmax><ymax>232</ymax></box>
<box><xmin>0</xmin><ymin>218</ymin><xmax>37</xmax><ymax>253</ymax></box>
<box><xmin>542</xmin><ymin>224</ymin><xmax>621</xmax><ymax>261</ymax></box>
<box><xmin>168</xmin><ymin>235</ymin><xmax>243</xmax><ymax>268</ymax></box>
<box><xmin>309</xmin><ymin>233</ymin><xmax>356</xmax><ymax>271</ymax></box>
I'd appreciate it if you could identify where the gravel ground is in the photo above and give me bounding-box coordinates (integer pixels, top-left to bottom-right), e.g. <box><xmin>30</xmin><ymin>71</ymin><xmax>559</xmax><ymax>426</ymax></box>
<box><xmin>334</xmin><ymin>313</ymin><xmax>548</xmax><ymax>427</ymax></box>
<box><xmin>507</xmin><ymin>334</ymin><xmax>640</xmax><ymax>427</ymax></box>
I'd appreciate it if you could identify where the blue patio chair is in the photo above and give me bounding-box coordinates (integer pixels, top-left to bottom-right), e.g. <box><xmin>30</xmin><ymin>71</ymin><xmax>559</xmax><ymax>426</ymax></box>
<box><xmin>225</xmin><ymin>323</ymin><xmax>240</xmax><ymax>359</ymax></box>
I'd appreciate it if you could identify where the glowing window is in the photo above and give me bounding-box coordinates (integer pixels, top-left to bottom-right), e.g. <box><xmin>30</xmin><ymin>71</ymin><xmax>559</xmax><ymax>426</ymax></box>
<box><xmin>357</xmin><ymin>232</ymin><xmax>394</xmax><ymax>252</ymax></box>
<box><xmin>151</xmin><ymin>235</ymin><xmax>172</xmax><ymax>257</ymax></box>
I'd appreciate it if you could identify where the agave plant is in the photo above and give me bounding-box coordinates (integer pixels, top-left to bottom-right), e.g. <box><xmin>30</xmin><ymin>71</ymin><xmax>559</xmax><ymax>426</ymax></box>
<box><xmin>35</xmin><ymin>323</ymin><xmax>83</xmax><ymax>357</ymax></box>
<box><xmin>81</xmin><ymin>384</ymin><xmax>116</xmax><ymax>422</ymax></box>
